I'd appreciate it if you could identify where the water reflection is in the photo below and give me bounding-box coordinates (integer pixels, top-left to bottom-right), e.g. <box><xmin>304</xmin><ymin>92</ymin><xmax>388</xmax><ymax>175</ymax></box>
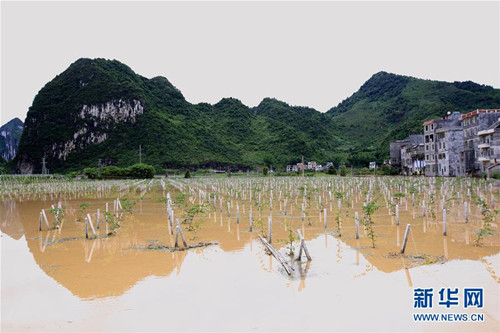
<box><xmin>1</xmin><ymin>186</ymin><xmax>499</xmax><ymax>303</ymax></box>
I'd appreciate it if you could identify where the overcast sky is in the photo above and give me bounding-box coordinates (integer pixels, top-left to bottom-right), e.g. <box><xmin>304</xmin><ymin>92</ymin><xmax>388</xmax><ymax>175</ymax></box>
<box><xmin>1</xmin><ymin>1</ymin><xmax>499</xmax><ymax>126</ymax></box>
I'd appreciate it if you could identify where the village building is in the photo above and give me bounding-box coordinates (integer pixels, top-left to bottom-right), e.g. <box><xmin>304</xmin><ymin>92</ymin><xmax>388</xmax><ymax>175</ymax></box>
<box><xmin>400</xmin><ymin>143</ymin><xmax>425</xmax><ymax>175</ymax></box>
<box><xmin>306</xmin><ymin>161</ymin><xmax>317</xmax><ymax>170</ymax></box>
<box><xmin>389</xmin><ymin>134</ymin><xmax>423</xmax><ymax>168</ymax></box>
<box><xmin>462</xmin><ymin>109</ymin><xmax>500</xmax><ymax>175</ymax></box>
<box><xmin>435</xmin><ymin>125</ymin><xmax>464</xmax><ymax>177</ymax></box>
<box><xmin>477</xmin><ymin>119</ymin><xmax>500</xmax><ymax>176</ymax></box>
<box><xmin>423</xmin><ymin>112</ymin><xmax>462</xmax><ymax>177</ymax></box>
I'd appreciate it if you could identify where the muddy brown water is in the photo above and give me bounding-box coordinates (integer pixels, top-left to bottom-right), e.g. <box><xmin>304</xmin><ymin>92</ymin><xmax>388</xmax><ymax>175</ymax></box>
<box><xmin>1</xmin><ymin>181</ymin><xmax>499</xmax><ymax>331</ymax></box>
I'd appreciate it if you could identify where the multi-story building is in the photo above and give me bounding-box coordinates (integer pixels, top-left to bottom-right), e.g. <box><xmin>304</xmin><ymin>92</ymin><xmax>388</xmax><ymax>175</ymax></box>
<box><xmin>389</xmin><ymin>134</ymin><xmax>423</xmax><ymax>168</ymax></box>
<box><xmin>401</xmin><ymin>143</ymin><xmax>425</xmax><ymax>175</ymax></box>
<box><xmin>435</xmin><ymin>125</ymin><xmax>464</xmax><ymax>176</ymax></box>
<box><xmin>423</xmin><ymin>112</ymin><xmax>462</xmax><ymax>176</ymax></box>
<box><xmin>477</xmin><ymin>119</ymin><xmax>500</xmax><ymax>176</ymax></box>
<box><xmin>462</xmin><ymin>109</ymin><xmax>500</xmax><ymax>175</ymax></box>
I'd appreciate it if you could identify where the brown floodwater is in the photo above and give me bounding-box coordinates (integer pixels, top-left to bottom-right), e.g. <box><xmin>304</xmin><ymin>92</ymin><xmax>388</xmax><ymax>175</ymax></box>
<box><xmin>1</xmin><ymin>178</ymin><xmax>499</xmax><ymax>332</ymax></box>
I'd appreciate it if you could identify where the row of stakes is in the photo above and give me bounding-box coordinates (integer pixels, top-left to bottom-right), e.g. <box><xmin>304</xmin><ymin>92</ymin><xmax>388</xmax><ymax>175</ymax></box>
<box><xmin>36</xmin><ymin>193</ymin><xmax>469</xmax><ymax>270</ymax></box>
<box><xmin>38</xmin><ymin>199</ymin><xmax>124</xmax><ymax>239</ymax></box>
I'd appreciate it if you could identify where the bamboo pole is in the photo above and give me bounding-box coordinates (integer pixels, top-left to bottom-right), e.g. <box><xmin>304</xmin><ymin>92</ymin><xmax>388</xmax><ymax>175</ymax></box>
<box><xmin>296</xmin><ymin>229</ymin><xmax>312</xmax><ymax>261</ymax></box>
<box><xmin>258</xmin><ymin>235</ymin><xmax>293</xmax><ymax>275</ymax></box>
<box><xmin>401</xmin><ymin>224</ymin><xmax>411</xmax><ymax>254</ymax></box>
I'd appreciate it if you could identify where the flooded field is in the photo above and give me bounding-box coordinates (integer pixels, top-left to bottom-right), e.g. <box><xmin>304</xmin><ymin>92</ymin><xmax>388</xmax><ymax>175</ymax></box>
<box><xmin>1</xmin><ymin>176</ymin><xmax>499</xmax><ymax>331</ymax></box>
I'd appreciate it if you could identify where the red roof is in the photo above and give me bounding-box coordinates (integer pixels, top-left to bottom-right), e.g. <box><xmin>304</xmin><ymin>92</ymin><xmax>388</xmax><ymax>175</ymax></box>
<box><xmin>461</xmin><ymin>109</ymin><xmax>500</xmax><ymax>119</ymax></box>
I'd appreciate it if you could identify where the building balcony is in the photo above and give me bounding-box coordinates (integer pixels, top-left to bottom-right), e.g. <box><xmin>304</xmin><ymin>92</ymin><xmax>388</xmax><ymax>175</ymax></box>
<box><xmin>478</xmin><ymin>143</ymin><xmax>490</xmax><ymax>149</ymax></box>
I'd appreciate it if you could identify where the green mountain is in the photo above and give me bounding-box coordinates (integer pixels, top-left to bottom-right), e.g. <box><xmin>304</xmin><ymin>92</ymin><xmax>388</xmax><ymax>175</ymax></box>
<box><xmin>13</xmin><ymin>59</ymin><xmax>500</xmax><ymax>173</ymax></box>
<box><xmin>0</xmin><ymin>117</ymin><xmax>23</xmax><ymax>162</ymax></box>
<box><xmin>327</xmin><ymin>72</ymin><xmax>500</xmax><ymax>161</ymax></box>
<box><xmin>14</xmin><ymin>58</ymin><xmax>341</xmax><ymax>173</ymax></box>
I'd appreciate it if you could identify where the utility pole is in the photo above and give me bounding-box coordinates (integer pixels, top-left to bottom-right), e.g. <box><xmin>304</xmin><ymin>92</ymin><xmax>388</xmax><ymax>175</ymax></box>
<box><xmin>98</xmin><ymin>159</ymin><xmax>102</xmax><ymax>178</ymax></box>
<box><xmin>139</xmin><ymin>145</ymin><xmax>142</xmax><ymax>164</ymax></box>
<box><xmin>41</xmin><ymin>157</ymin><xmax>48</xmax><ymax>175</ymax></box>
<box><xmin>302</xmin><ymin>155</ymin><xmax>305</xmax><ymax>178</ymax></box>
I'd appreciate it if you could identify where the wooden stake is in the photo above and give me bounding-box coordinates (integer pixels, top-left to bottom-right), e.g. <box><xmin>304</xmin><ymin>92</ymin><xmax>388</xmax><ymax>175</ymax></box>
<box><xmin>464</xmin><ymin>202</ymin><xmax>468</xmax><ymax>223</ymax></box>
<box><xmin>296</xmin><ymin>229</ymin><xmax>312</xmax><ymax>261</ymax></box>
<box><xmin>236</xmin><ymin>204</ymin><xmax>240</xmax><ymax>224</ymax></box>
<box><xmin>86</xmin><ymin>213</ymin><xmax>97</xmax><ymax>237</ymax></box>
<box><xmin>258</xmin><ymin>235</ymin><xmax>293</xmax><ymax>275</ymax></box>
<box><xmin>324</xmin><ymin>208</ymin><xmax>327</xmax><ymax>228</ymax></box>
<box><xmin>41</xmin><ymin>209</ymin><xmax>50</xmax><ymax>230</ymax></box>
<box><xmin>443</xmin><ymin>209</ymin><xmax>447</xmax><ymax>236</ymax></box>
<box><xmin>175</xmin><ymin>219</ymin><xmax>188</xmax><ymax>248</ymax></box>
<box><xmin>355</xmin><ymin>212</ymin><xmax>359</xmax><ymax>239</ymax></box>
<box><xmin>401</xmin><ymin>224</ymin><xmax>411</xmax><ymax>254</ymax></box>
<box><xmin>39</xmin><ymin>211</ymin><xmax>43</xmax><ymax>231</ymax></box>
<box><xmin>268</xmin><ymin>216</ymin><xmax>272</xmax><ymax>243</ymax></box>
<box><xmin>249</xmin><ymin>210</ymin><xmax>253</xmax><ymax>232</ymax></box>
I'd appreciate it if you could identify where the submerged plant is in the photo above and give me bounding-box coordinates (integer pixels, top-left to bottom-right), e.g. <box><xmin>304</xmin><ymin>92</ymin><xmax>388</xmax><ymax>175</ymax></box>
<box><xmin>104</xmin><ymin>211</ymin><xmax>120</xmax><ymax>232</ymax></box>
<box><xmin>428</xmin><ymin>193</ymin><xmax>436</xmax><ymax>219</ymax></box>
<box><xmin>474</xmin><ymin>198</ymin><xmax>497</xmax><ymax>246</ymax></box>
<box><xmin>78</xmin><ymin>202</ymin><xmax>91</xmax><ymax>221</ymax></box>
<box><xmin>48</xmin><ymin>206</ymin><xmax>64</xmax><ymax>229</ymax></box>
<box><xmin>362</xmin><ymin>198</ymin><xmax>381</xmax><ymax>248</ymax></box>
<box><xmin>120</xmin><ymin>198</ymin><xmax>136</xmax><ymax>213</ymax></box>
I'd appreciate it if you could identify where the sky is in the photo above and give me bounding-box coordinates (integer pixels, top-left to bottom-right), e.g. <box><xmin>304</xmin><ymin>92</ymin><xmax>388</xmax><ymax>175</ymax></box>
<box><xmin>1</xmin><ymin>1</ymin><xmax>499</xmax><ymax>126</ymax></box>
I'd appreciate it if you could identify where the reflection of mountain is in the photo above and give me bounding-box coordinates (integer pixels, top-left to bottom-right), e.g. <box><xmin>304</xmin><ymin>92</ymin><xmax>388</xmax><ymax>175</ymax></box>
<box><xmin>2</xmin><ymin>196</ymin><xmax>499</xmax><ymax>300</ymax></box>
<box><xmin>1</xmin><ymin>199</ymin><xmax>190</xmax><ymax>299</ymax></box>
<box><xmin>28</xmin><ymin>230</ymin><xmax>188</xmax><ymax>299</ymax></box>
<box><xmin>338</xmin><ymin>218</ymin><xmax>500</xmax><ymax>273</ymax></box>
<box><xmin>0</xmin><ymin>200</ymin><xmax>25</xmax><ymax>240</ymax></box>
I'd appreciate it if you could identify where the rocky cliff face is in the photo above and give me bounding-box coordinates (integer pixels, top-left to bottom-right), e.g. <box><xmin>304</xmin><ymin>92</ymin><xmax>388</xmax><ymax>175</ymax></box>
<box><xmin>0</xmin><ymin>118</ymin><xmax>24</xmax><ymax>162</ymax></box>
<box><xmin>51</xmin><ymin>99</ymin><xmax>144</xmax><ymax>160</ymax></box>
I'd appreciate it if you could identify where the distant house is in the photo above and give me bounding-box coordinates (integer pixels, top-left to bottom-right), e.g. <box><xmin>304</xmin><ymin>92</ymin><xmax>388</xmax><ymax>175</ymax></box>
<box><xmin>389</xmin><ymin>134</ymin><xmax>424</xmax><ymax>168</ymax></box>
<box><xmin>315</xmin><ymin>165</ymin><xmax>323</xmax><ymax>172</ymax></box>
<box><xmin>325</xmin><ymin>162</ymin><xmax>334</xmax><ymax>168</ymax></box>
<box><xmin>401</xmin><ymin>144</ymin><xmax>425</xmax><ymax>175</ymax></box>
<box><xmin>307</xmin><ymin>161</ymin><xmax>317</xmax><ymax>170</ymax></box>
<box><xmin>296</xmin><ymin>163</ymin><xmax>305</xmax><ymax>171</ymax></box>
<box><xmin>477</xmin><ymin>119</ymin><xmax>500</xmax><ymax>176</ymax></box>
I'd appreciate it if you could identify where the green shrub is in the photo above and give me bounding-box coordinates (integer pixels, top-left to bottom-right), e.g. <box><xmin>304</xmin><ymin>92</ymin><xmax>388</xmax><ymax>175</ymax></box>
<box><xmin>339</xmin><ymin>165</ymin><xmax>347</xmax><ymax>177</ymax></box>
<box><xmin>491</xmin><ymin>172</ymin><xmax>500</xmax><ymax>180</ymax></box>
<box><xmin>87</xmin><ymin>163</ymin><xmax>156</xmax><ymax>179</ymax></box>
<box><xmin>66</xmin><ymin>171</ymin><xmax>80</xmax><ymax>178</ymax></box>
<box><xmin>381</xmin><ymin>164</ymin><xmax>399</xmax><ymax>175</ymax></box>
<box><xmin>83</xmin><ymin>167</ymin><xmax>100</xmax><ymax>179</ymax></box>
<box><xmin>184</xmin><ymin>170</ymin><xmax>191</xmax><ymax>178</ymax></box>
<box><xmin>263</xmin><ymin>167</ymin><xmax>269</xmax><ymax>176</ymax></box>
<box><xmin>127</xmin><ymin>163</ymin><xmax>155</xmax><ymax>178</ymax></box>
<box><xmin>328</xmin><ymin>165</ymin><xmax>337</xmax><ymax>175</ymax></box>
